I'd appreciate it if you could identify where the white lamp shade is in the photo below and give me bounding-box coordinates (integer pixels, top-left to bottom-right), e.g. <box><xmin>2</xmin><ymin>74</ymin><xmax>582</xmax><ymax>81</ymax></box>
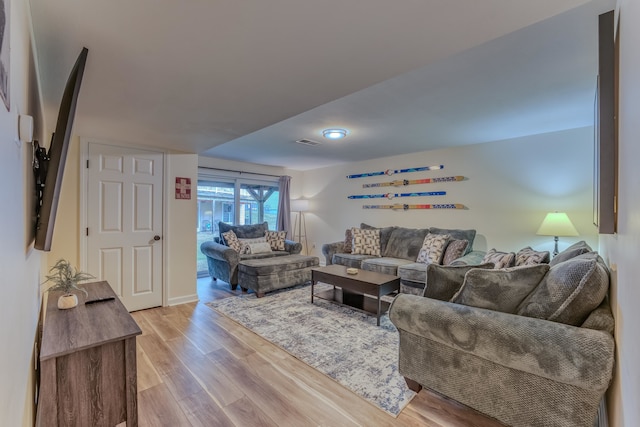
<box><xmin>536</xmin><ymin>212</ymin><xmax>579</xmax><ymax>237</ymax></box>
<box><xmin>290</xmin><ymin>199</ymin><xmax>309</xmax><ymax>212</ymax></box>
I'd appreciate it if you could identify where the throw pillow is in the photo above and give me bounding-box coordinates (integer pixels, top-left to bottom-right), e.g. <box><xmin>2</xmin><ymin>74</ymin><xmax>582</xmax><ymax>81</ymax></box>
<box><xmin>482</xmin><ymin>248</ymin><xmax>516</xmax><ymax>269</ymax></box>
<box><xmin>450</xmin><ymin>264</ymin><xmax>550</xmax><ymax>313</ymax></box>
<box><xmin>517</xmin><ymin>254</ymin><xmax>609</xmax><ymax>326</ymax></box>
<box><xmin>442</xmin><ymin>239</ymin><xmax>469</xmax><ymax>266</ymax></box>
<box><xmin>265</xmin><ymin>230</ymin><xmax>287</xmax><ymax>251</ymax></box>
<box><xmin>246</xmin><ymin>242</ymin><xmax>273</xmax><ymax>254</ymax></box>
<box><xmin>238</xmin><ymin>237</ymin><xmax>268</xmax><ymax>255</ymax></box>
<box><xmin>429</xmin><ymin>227</ymin><xmax>476</xmax><ymax>255</ymax></box>
<box><xmin>343</xmin><ymin>228</ymin><xmax>353</xmax><ymax>253</ymax></box>
<box><xmin>515</xmin><ymin>247</ymin><xmax>550</xmax><ymax>266</ymax></box>
<box><xmin>424</xmin><ymin>263</ymin><xmax>495</xmax><ymax>301</ymax></box>
<box><xmin>221</xmin><ymin>230</ymin><xmax>242</xmax><ymax>253</ymax></box>
<box><xmin>351</xmin><ymin>227</ymin><xmax>381</xmax><ymax>256</ymax></box>
<box><xmin>416</xmin><ymin>233</ymin><xmax>450</xmax><ymax>264</ymax></box>
<box><xmin>360</xmin><ymin>223</ymin><xmax>397</xmax><ymax>255</ymax></box>
<box><xmin>549</xmin><ymin>240</ymin><xmax>592</xmax><ymax>267</ymax></box>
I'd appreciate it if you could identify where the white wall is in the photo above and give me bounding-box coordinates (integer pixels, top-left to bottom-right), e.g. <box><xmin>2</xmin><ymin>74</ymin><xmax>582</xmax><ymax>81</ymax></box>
<box><xmin>599</xmin><ymin>2</ymin><xmax>640</xmax><ymax>425</ymax></box>
<box><xmin>301</xmin><ymin>127</ymin><xmax>598</xmax><ymax>261</ymax></box>
<box><xmin>0</xmin><ymin>0</ymin><xmax>44</xmax><ymax>425</ymax></box>
<box><xmin>166</xmin><ymin>153</ymin><xmax>199</xmax><ymax>305</ymax></box>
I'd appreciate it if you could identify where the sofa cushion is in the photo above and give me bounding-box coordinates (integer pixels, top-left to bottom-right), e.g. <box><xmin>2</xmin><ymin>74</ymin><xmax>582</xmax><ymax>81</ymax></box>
<box><xmin>549</xmin><ymin>240</ymin><xmax>592</xmax><ymax>267</ymax></box>
<box><xmin>221</xmin><ymin>230</ymin><xmax>242</xmax><ymax>252</ymax></box>
<box><xmin>423</xmin><ymin>263</ymin><xmax>495</xmax><ymax>301</ymax></box>
<box><xmin>398</xmin><ymin>262</ymin><xmax>428</xmax><ymax>283</ymax></box>
<box><xmin>450</xmin><ymin>264</ymin><xmax>549</xmax><ymax>313</ymax></box>
<box><xmin>482</xmin><ymin>248</ymin><xmax>516</xmax><ymax>269</ymax></box>
<box><xmin>343</xmin><ymin>228</ymin><xmax>353</xmax><ymax>253</ymax></box>
<box><xmin>265</xmin><ymin>230</ymin><xmax>287</xmax><ymax>251</ymax></box>
<box><xmin>361</xmin><ymin>223</ymin><xmax>397</xmax><ymax>255</ymax></box>
<box><xmin>429</xmin><ymin>227</ymin><xmax>476</xmax><ymax>255</ymax></box>
<box><xmin>515</xmin><ymin>247</ymin><xmax>550</xmax><ymax>266</ymax></box>
<box><xmin>219</xmin><ymin>221</ymin><xmax>269</xmax><ymax>241</ymax></box>
<box><xmin>416</xmin><ymin>233</ymin><xmax>450</xmax><ymax>264</ymax></box>
<box><xmin>361</xmin><ymin>257</ymin><xmax>412</xmax><ymax>276</ymax></box>
<box><xmin>332</xmin><ymin>253</ymin><xmax>376</xmax><ymax>269</ymax></box>
<box><xmin>517</xmin><ymin>253</ymin><xmax>609</xmax><ymax>326</ymax></box>
<box><xmin>352</xmin><ymin>227</ymin><xmax>381</xmax><ymax>256</ymax></box>
<box><xmin>384</xmin><ymin>227</ymin><xmax>431</xmax><ymax>260</ymax></box>
<box><xmin>442</xmin><ymin>240</ymin><xmax>469</xmax><ymax>266</ymax></box>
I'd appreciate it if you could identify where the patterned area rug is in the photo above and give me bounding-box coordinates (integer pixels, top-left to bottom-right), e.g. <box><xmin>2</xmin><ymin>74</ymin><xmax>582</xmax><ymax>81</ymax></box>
<box><xmin>206</xmin><ymin>283</ymin><xmax>416</xmax><ymax>417</ymax></box>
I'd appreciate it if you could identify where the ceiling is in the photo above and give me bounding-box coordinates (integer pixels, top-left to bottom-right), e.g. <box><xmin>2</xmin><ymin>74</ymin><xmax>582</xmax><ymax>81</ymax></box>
<box><xmin>29</xmin><ymin>0</ymin><xmax>613</xmax><ymax>171</ymax></box>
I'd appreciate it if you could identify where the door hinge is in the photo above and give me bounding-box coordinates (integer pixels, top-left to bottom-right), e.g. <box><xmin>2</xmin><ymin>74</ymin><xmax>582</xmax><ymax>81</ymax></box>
<box><xmin>86</xmin><ymin>228</ymin><xmax>89</xmax><ymax>236</ymax></box>
<box><xmin>86</xmin><ymin>159</ymin><xmax>89</xmax><ymax>168</ymax></box>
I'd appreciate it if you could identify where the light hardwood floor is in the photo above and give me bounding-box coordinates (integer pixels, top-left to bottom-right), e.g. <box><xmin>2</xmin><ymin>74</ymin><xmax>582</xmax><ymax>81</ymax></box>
<box><xmin>132</xmin><ymin>277</ymin><xmax>504</xmax><ymax>426</ymax></box>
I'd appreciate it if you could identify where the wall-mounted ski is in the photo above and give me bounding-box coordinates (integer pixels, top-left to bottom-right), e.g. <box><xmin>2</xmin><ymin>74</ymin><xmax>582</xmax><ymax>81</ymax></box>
<box><xmin>363</xmin><ymin>203</ymin><xmax>465</xmax><ymax>210</ymax></box>
<box><xmin>347</xmin><ymin>165</ymin><xmax>443</xmax><ymax>179</ymax></box>
<box><xmin>348</xmin><ymin>191</ymin><xmax>446</xmax><ymax>200</ymax></box>
<box><xmin>363</xmin><ymin>175</ymin><xmax>464</xmax><ymax>188</ymax></box>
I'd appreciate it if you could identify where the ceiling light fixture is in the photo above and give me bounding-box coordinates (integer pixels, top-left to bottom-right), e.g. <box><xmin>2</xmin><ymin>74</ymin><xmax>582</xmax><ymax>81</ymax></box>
<box><xmin>322</xmin><ymin>128</ymin><xmax>348</xmax><ymax>139</ymax></box>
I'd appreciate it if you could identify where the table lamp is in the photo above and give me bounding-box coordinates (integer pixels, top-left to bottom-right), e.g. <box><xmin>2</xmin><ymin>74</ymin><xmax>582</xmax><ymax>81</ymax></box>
<box><xmin>536</xmin><ymin>212</ymin><xmax>579</xmax><ymax>256</ymax></box>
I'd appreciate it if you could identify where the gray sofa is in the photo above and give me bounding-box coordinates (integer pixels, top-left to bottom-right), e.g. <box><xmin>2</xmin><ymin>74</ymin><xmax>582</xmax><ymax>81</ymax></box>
<box><xmin>200</xmin><ymin>221</ymin><xmax>302</xmax><ymax>289</ymax></box>
<box><xmin>322</xmin><ymin>223</ymin><xmax>485</xmax><ymax>294</ymax></box>
<box><xmin>389</xmin><ymin>241</ymin><xmax>615</xmax><ymax>427</ymax></box>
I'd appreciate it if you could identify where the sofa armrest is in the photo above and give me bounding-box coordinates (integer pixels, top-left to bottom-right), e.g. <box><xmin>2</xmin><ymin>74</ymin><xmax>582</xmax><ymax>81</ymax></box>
<box><xmin>200</xmin><ymin>240</ymin><xmax>239</xmax><ymax>265</ymax></box>
<box><xmin>448</xmin><ymin>250</ymin><xmax>486</xmax><ymax>266</ymax></box>
<box><xmin>321</xmin><ymin>241</ymin><xmax>346</xmax><ymax>265</ymax></box>
<box><xmin>284</xmin><ymin>239</ymin><xmax>302</xmax><ymax>254</ymax></box>
<box><xmin>389</xmin><ymin>294</ymin><xmax>614</xmax><ymax>391</ymax></box>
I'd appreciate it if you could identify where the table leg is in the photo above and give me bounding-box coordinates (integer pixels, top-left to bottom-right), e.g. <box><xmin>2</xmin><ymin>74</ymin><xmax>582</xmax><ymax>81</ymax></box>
<box><xmin>311</xmin><ymin>279</ymin><xmax>315</xmax><ymax>304</ymax></box>
<box><xmin>377</xmin><ymin>294</ymin><xmax>381</xmax><ymax>326</ymax></box>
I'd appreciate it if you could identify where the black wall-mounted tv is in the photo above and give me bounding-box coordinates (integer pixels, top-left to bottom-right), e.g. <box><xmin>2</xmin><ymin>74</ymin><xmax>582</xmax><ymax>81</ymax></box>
<box><xmin>34</xmin><ymin>47</ymin><xmax>88</xmax><ymax>251</ymax></box>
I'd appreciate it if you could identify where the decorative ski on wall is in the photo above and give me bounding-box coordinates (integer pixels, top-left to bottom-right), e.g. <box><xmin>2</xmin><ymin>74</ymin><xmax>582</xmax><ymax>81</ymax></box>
<box><xmin>347</xmin><ymin>165</ymin><xmax>444</xmax><ymax>179</ymax></box>
<box><xmin>363</xmin><ymin>203</ymin><xmax>465</xmax><ymax>210</ymax></box>
<box><xmin>363</xmin><ymin>175</ymin><xmax>465</xmax><ymax>188</ymax></box>
<box><xmin>348</xmin><ymin>191</ymin><xmax>446</xmax><ymax>200</ymax></box>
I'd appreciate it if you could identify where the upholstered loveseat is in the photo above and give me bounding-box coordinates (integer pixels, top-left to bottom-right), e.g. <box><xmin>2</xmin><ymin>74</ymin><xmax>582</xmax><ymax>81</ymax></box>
<box><xmin>322</xmin><ymin>223</ymin><xmax>485</xmax><ymax>294</ymax></box>
<box><xmin>200</xmin><ymin>222</ymin><xmax>302</xmax><ymax>289</ymax></box>
<box><xmin>389</xmin><ymin>241</ymin><xmax>615</xmax><ymax>427</ymax></box>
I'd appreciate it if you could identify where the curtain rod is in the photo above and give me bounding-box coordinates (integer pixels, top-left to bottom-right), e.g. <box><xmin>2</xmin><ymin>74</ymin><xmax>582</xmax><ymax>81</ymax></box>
<box><xmin>198</xmin><ymin>166</ymin><xmax>282</xmax><ymax>179</ymax></box>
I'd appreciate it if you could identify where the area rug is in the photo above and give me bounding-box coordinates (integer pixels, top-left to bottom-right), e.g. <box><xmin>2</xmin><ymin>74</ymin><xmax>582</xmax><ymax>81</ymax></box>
<box><xmin>206</xmin><ymin>283</ymin><xmax>415</xmax><ymax>417</ymax></box>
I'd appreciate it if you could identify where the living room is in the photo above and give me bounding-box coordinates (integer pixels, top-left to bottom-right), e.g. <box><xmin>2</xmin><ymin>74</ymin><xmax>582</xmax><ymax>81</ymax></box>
<box><xmin>1</xmin><ymin>0</ymin><xmax>639</xmax><ymax>426</ymax></box>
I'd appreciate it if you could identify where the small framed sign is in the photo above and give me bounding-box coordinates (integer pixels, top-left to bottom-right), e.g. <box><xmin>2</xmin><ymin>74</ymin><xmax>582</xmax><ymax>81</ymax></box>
<box><xmin>175</xmin><ymin>177</ymin><xmax>191</xmax><ymax>200</ymax></box>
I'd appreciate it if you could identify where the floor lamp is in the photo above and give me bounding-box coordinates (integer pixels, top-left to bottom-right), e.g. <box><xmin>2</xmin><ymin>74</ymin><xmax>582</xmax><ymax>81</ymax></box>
<box><xmin>291</xmin><ymin>199</ymin><xmax>309</xmax><ymax>255</ymax></box>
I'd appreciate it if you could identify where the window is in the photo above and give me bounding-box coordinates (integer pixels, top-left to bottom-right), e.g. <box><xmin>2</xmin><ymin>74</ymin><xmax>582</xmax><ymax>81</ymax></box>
<box><xmin>196</xmin><ymin>174</ymin><xmax>280</xmax><ymax>276</ymax></box>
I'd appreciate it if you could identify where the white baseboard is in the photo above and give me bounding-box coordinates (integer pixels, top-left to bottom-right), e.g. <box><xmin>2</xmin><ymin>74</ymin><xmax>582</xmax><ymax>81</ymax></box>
<box><xmin>167</xmin><ymin>294</ymin><xmax>199</xmax><ymax>306</ymax></box>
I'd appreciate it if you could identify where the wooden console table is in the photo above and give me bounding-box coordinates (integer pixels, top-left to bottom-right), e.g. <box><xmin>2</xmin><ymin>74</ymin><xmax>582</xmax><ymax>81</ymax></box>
<box><xmin>36</xmin><ymin>281</ymin><xmax>142</xmax><ymax>427</ymax></box>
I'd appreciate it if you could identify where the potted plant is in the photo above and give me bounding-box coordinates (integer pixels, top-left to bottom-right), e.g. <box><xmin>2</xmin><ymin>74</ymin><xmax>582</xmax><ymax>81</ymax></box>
<box><xmin>43</xmin><ymin>259</ymin><xmax>95</xmax><ymax>309</ymax></box>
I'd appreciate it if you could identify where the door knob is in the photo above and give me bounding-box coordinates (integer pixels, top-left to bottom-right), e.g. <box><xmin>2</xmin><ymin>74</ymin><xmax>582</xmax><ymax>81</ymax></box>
<box><xmin>154</xmin><ymin>235</ymin><xmax>161</xmax><ymax>241</ymax></box>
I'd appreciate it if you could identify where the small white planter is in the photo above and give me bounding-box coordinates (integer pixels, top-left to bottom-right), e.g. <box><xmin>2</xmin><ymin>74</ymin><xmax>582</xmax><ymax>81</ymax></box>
<box><xmin>57</xmin><ymin>294</ymin><xmax>78</xmax><ymax>309</ymax></box>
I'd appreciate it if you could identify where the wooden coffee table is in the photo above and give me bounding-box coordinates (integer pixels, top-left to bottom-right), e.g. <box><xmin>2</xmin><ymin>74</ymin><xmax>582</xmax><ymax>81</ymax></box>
<box><xmin>311</xmin><ymin>264</ymin><xmax>400</xmax><ymax>326</ymax></box>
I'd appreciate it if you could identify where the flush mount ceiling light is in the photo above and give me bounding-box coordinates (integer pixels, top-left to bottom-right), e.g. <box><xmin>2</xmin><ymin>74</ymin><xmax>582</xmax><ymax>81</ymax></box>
<box><xmin>322</xmin><ymin>128</ymin><xmax>348</xmax><ymax>139</ymax></box>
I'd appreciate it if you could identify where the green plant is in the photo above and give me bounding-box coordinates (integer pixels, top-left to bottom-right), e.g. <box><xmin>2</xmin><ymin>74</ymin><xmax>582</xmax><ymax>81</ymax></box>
<box><xmin>43</xmin><ymin>259</ymin><xmax>95</xmax><ymax>296</ymax></box>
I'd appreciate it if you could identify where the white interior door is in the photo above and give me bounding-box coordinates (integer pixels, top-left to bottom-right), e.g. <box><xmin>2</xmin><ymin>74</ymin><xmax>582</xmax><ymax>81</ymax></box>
<box><xmin>86</xmin><ymin>142</ymin><xmax>164</xmax><ymax>311</ymax></box>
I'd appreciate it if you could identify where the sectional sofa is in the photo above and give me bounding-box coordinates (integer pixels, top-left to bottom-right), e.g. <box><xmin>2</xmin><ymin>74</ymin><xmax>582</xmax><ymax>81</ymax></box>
<box><xmin>322</xmin><ymin>223</ymin><xmax>485</xmax><ymax>294</ymax></box>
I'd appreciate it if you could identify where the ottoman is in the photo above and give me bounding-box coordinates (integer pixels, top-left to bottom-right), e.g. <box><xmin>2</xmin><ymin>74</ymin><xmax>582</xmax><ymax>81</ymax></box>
<box><xmin>238</xmin><ymin>255</ymin><xmax>320</xmax><ymax>297</ymax></box>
